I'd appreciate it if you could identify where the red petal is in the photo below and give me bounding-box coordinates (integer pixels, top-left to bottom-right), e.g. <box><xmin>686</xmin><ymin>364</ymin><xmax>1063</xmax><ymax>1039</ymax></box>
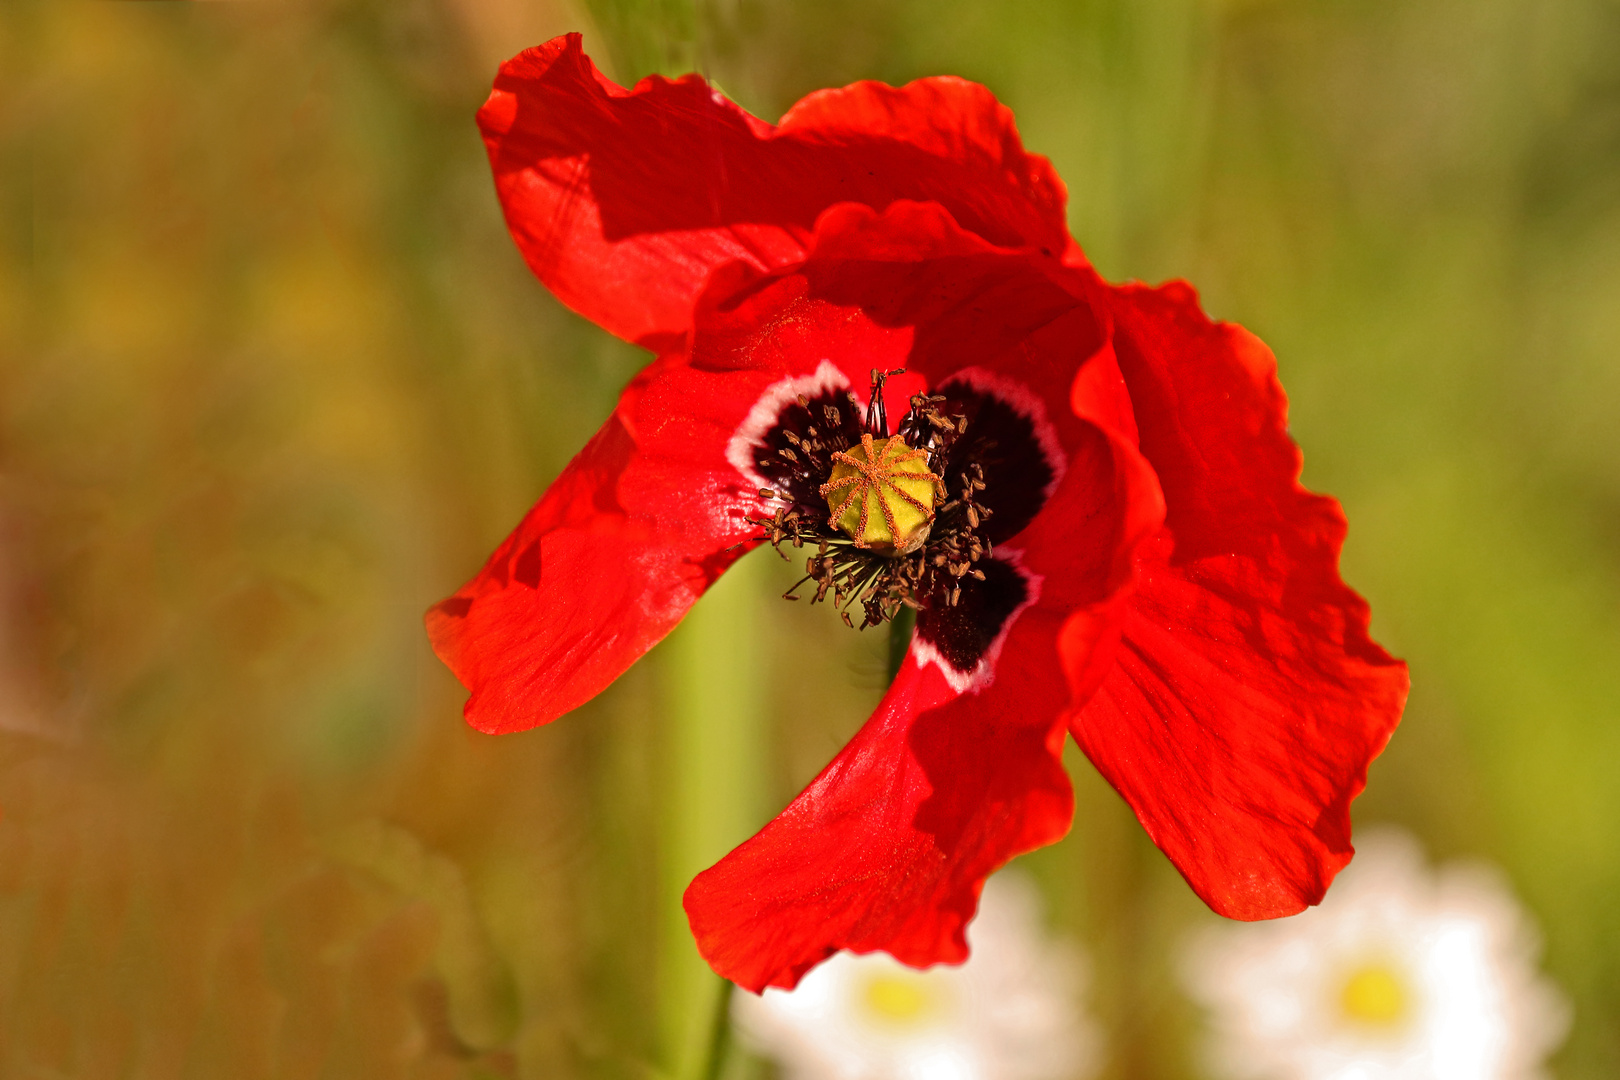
<box><xmin>776</xmin><ymin>79</ymin><xmax>1069</xmax><ymax>252</ymax></box>
<box><xmin>683</xmin><ymin>358</ymin><xmax>1161</xmax><ymax>991</ymax></box>
<box><xmin>791</xmin><ymin>201</ymin><xmax>1120</xmax><ymax>454</ymax></box>
<box><xmin>1067</xmin><ymin>280</ymin><xmax>1409</xmax><ymax>920</ymax></box>
<box><xmin>760</xmin><ymin>200</ymin><xmax>1171</xmax><ymax>682</ymax></box>
<box><xmin>684</xmin><ymin>626</ymin><xmax>1074</xmax><ymax>993</ymax></box>
<box><xmin>424</xmin><ymin>358</ymin><xmax>755</xmax><ymax>734</ymax></box>
<box><xmin>786</xmin><ymin>200</ymin><xmax>1167</xmax><ymax>617</ymax></box>
<box><xmin>429</xmin><ymin>262</ymin><xmax>920</xmax><ymax>733</ymax></box>
<box><xmin>478</xmin><ymin>35</ymin><xmax>1070</xmax><ymax>348</ymax></box>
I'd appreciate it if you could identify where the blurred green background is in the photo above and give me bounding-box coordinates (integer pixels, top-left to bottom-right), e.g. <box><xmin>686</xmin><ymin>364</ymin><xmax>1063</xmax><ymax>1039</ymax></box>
<box><xmin>3</xmin><ymin>0</ymin><xmax>1619</xmax><ymax>1076</ymax></box>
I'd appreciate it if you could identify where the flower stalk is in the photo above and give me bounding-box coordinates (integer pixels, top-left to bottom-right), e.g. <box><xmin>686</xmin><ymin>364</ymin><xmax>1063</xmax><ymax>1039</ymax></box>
<box><xmin>887</xmin><ymin>604</ymin><xmax>916</xmax><ymax>683</ymax></box>
<box><xmin>660</xmin><ymin>554</ymin><xmax>766</xmax><ymax>1079</ymax></box>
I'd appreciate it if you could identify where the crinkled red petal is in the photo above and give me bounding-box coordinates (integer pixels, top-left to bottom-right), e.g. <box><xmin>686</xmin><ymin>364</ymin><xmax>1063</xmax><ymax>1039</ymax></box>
<box><xmin>427</xmin><ymin>215</ymin><xmax>945</xmax><ymax>733</ymax></box>
<box><xmin>425</xmin><ymin>355</ymin><xmax>756</xmax><ymax>733</ymax></box>
<box><xmin>1067</xmin><ymin>279</ymin><xmax>1409</xmax><ymax>920</ymax></box>
<box><xmin>681</xmin><ymin>207</ymin><xmax>1164</xmax><ymax>992</ymax></box>
<box><xmin>478</xmin><ymin>35</ymin><xmax>1070</xmax><ymax>349</ymax></box>
<box><xmin>685</xmin><ymin>647</ymin><xmax>1070</xmax><ymax>993</ymax></box>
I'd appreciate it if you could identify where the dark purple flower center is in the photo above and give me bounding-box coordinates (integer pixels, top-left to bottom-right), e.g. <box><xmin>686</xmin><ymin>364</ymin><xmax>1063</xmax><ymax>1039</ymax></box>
<box><xmin>741</xmin><ymin>369</ymin><xmax>1059</xmax><ymax>682</ymax></box>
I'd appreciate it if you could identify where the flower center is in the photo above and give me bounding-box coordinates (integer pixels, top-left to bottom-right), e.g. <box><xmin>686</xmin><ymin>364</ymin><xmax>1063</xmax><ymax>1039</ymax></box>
<box><xmin>821</xmin><ymin>434</ymin><xmax>941</xmax><ymax>554</ymax></box>
<box><xmin>858</xmin><ymin>971</ymin><xmax>943</xmax><ymax>1028</ymax></box>
<box><xmin>1338</xmin><ymin>963</ymin><xmax>1410</xmax><ymax>1028</ymax></box>
<box><xmin>739</xmin><ymin>366</ymin><xmax>1058</xmax><ymax>675</ymax></box>
<box><xmin>743</xmin><ymin>370</ymin><xmax>996</xmax><ymax>630</ymax></box>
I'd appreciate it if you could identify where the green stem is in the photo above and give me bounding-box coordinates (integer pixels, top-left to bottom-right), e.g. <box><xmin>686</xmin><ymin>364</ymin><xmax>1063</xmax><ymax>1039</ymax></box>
<box><xmin>661</xmin><ymin>554</ymin><xmax>766</xmax><ymax>1080</ymax></box>
<box><xmin>699</xmin><ymin>978</ymin><xmax>737</xmax><ymax>1080</ymax></box>
<box><xmin>887</xmin><ymin>605</ymin><xmax>916</xmax><ymax>683</ymax></box>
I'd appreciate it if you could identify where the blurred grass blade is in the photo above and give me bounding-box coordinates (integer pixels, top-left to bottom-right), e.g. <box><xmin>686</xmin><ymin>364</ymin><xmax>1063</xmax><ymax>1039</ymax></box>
<box><xmin>580</xmin><ymin>0</ymin><xmax>701</xmax><ymax>81</ymax></box>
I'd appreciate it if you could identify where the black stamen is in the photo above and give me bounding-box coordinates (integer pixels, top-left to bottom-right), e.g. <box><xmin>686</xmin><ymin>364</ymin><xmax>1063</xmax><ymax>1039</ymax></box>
<box><xmin>863</xmin><ymin>367</ymin><xmax>906</xmax><ymax>436</ymax></box>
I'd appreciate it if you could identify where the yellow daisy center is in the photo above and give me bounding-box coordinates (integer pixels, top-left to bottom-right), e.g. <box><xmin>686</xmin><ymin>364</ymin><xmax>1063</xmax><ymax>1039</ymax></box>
<box><xmin>1338</xmin><ymin>962</ymin><xmax>1411</xmax><ymax>1028</ymax></box>
<box><xmin>859</xmin><ymin>971</ymin><xmax>941</xmax><ymax>1028</ymax></box>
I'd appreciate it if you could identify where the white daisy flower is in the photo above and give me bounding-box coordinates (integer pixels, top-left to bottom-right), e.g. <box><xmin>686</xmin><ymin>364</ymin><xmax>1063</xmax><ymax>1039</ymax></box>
<box><xmin>1181</xmin><ymin>828</ymin><xmax>1570</xmax><ymax>1080</ymax></box>
<box><xmin>732</xmin><ymin>870</ymin><xmax>1100</xmax><ymax>1080</ymax></box>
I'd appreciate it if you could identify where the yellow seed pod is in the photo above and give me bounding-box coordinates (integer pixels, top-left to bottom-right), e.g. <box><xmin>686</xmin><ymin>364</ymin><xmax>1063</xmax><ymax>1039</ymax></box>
<box><xmin>821</xmin><ymin>434</ymin><xmax>940</xmax><ymax>554</ymax></box>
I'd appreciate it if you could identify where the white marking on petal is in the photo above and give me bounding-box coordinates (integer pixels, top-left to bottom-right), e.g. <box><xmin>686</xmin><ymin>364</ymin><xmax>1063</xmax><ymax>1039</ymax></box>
<box><xmin>910</xmin><ymin>548</ymin><xmax>1043</xmax><ymax>696</ymax></box>
<box><xmin>725</xmin><ymin>360</ymin><xmax>860</xmax><ymax>499</ymax></box>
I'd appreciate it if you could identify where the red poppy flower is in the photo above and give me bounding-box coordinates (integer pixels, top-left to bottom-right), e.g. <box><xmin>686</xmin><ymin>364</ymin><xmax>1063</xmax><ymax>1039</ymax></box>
<box><xmin>427</xmin><ymin>34</ymin><xmax>1409</xmax><ymax>993</ymax></box>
